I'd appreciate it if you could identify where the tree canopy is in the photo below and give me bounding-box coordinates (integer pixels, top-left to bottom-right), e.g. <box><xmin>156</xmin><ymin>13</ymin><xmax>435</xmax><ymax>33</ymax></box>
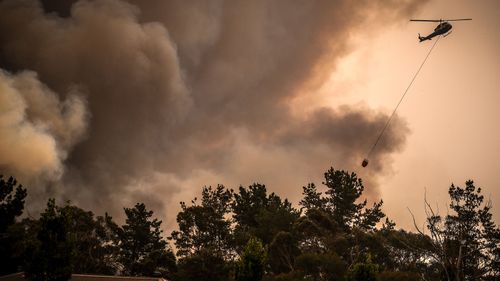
<box><xmin>0</xmin><ymin>168</ymin><xmax>498</xmax><ymax>281</ymax></box>
<box><xmin>0</xmin><ymin>175</ymin><xmax>27</xmax><ymax>275</ymax></box>
<box><xmin>118</xmin><ymin>203</ymin><xmax>176</xmax><ymax>278</ymax></box>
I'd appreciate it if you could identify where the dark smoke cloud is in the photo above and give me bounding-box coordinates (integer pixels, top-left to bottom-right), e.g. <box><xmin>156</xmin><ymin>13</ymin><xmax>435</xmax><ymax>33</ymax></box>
<box><xmin>0</xmin><ymin>0</ymin><xmax>425</xmax><ymax>225</ymax></box>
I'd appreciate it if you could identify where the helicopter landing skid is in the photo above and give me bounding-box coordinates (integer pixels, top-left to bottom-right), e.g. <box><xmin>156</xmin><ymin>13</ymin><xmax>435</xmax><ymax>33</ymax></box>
<box><xmin>443</xmin><ymin>30</ymin><xmax>452</xmax><ymax>37</ymax></box>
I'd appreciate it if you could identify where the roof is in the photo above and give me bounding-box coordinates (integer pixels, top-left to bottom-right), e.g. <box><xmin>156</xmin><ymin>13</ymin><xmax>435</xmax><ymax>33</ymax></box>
<box><xmin>0</xmin><ymin>273</ymin><xmax>24</xmax><ymax>281</ymax></box>
<box><xmin>0</xmin><ymin>273</ymin><xmax>167</xmax><ymax>281</ymax></box>
<box><xmin>71</xmin><ymin>274</ymin><xmax>167</xmax><ymax>281</ymax></box>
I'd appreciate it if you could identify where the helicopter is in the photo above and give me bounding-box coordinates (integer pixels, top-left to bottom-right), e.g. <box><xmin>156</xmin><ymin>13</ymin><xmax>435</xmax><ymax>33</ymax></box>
<box><xmin>410</xmin><ymin>18</ymin><xmax>471</xmax><ymax>42</ymax></box>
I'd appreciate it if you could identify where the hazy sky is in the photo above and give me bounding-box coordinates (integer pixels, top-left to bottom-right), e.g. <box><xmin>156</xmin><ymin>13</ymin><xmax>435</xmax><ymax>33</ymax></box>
<box><xmin>0</xmin><ymin>0</ymin><xmax>498</xmax><ymax>232</ymax></box>
<box><xmin>320</xmin><ymin>0</ymin><xmax>500</xmax><ymax>228</ymax></box>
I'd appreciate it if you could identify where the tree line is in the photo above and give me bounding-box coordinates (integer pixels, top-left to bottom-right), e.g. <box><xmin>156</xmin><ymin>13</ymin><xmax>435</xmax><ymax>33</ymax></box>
<box><xmin>0</xmin><ymin>167</ymin><xmax>498</xmax><ymax>281</ymax></box>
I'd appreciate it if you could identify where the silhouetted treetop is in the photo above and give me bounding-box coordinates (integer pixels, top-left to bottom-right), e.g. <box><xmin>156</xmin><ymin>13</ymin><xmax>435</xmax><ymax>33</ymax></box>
<box><xmin>301</xmin><ymin>168</ymin><xmax>385</xmax><ymax>231</ymax></box>
<box><xmin>0</xmin><ymin>175</ymin><xmax>27</xmax><ymax>233</ymax></box>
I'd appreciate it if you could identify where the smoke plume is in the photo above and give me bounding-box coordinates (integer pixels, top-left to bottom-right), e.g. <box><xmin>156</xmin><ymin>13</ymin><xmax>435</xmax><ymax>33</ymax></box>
<box><xmin>0</xmin><ymin>70</ymin><xmax>87</xmax><ymax>185</ymax></box>
<box><xmin>0</xmin><ymin>0</ymin><xmax>425</xmax><ymax>224</ymax></box>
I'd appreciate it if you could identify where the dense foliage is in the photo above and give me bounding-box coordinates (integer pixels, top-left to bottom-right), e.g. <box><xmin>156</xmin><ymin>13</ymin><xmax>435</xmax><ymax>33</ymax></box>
<box><xmin>0</xmin><ymin>168</ymin><xmax>498</xmax><ymax>281</ymax></box>
<box><xmin>0</xmin><ymin>175</ymin><xmax>27</xmax><ymax>275</ymax></box>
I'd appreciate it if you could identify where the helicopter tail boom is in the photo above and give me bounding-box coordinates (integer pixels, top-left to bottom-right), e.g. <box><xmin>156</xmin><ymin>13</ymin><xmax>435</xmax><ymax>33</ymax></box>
<box><xmin>418</xmin><ymin>33</ymin><xmax>428</xmax><ymax>42</ymax></box>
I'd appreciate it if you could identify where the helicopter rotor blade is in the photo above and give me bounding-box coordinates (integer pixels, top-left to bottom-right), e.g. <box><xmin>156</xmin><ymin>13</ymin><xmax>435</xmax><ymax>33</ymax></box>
<box><xmin>410</xmin><ymin>19</ymin><xmax>442</xmax><ymax>22</ymax></box>
<box><xmin>444</xmin><ymin>18</ymin><xmax>472</xmax><ymax>21</ymax></box>
<box><xmin>410</xmin><ymin>18</ymin><xmax>472</xmax><ymax>23</ymax></box>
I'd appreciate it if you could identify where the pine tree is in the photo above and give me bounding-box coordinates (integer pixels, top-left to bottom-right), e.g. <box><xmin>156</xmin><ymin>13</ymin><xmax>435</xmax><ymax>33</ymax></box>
<box><xmin>413</xmin><ymin>181</ymin><xmax>499</xmax><ymax>280</ymax></box>
<box><xmin>170</xmin><ymin>185</ymin><xmax>234</xmax><ymax>259</ymax></box>
<box><xmin>300</xmin><ymin>168</ymin><xmax>385</xmax><ymax>231</ymax></box>
<box><xmin>119</xmin><ymin>203</ymin><xmax>176</xmax><ymax>278</ymax></box>
<box><xmin>232</xmin><ymin>183</ymin><xmax>300</xmax><ymax>247</ymax></box>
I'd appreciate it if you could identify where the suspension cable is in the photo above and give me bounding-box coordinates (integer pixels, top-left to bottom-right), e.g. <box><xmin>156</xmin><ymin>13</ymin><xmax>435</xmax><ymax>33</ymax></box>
<box><xmin>363</xmin><ymin>36</ymin><xmax>441</xmax><ymax>167</ymax></box>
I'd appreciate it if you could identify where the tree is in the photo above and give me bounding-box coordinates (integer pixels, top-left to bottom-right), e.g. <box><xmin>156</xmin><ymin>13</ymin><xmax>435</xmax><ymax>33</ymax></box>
<box><xmin>170</xmin><ymin>185</ymin><xmax>234</xmax><ymax>259</ymax></box>
<box><xmin>297</xmin><ymin>168</ymin><xmax>386</xmax><ymax>271</ymax></box>
<box><xmin>176</xmin><ymin>249</ymin><xmax>233</xmax><ymax>281</ymax></box>
<box><xmin>0</xmin><ymin>175</ymin><xmax>27</xmax><ymax>275</ymax></box>
<box><xmin>375</xmin><ymin>227</ymin><xmax>434</xmax><ymax>274</ymax></box>
<box><xmin>232</xmin><ymin>184</ymin><xmax>300</xmax><ymax>247</ymax></box>
<box><xmin>22</xmin><ymin>200</ymin><xmax>121</xmax><ymax>277</ymax></box>
<box><xmin>346</xmin><ymin>255</ymin><xmax>379</xmax><ymax>281</ymax></box>
<box><xmin>294</xmin><ymin>252</ymin><xmax>347</xmax><ymax>281</ymax></box>
<box><xmin>25</xmin><ymin>199</ymin><xmax>75</xmax><ymax>281</ymax></box>
<box><xmin>59</xmin><ymin>205</ymin><xmax>120</xmax><ymax>275</ymax></box>
<box><xmin>0</xmin><ymin>175</ymin><xmax>27</xmax><ymax>233</ymax></box>
<box><xmin>267</xmin><ymin>231</ymin><xmax>300</xmax><ymax>274</ymax></box>
<box><xmin>378</xmin><ymin>271</ymin><xmax>421</xmax><ymax>281</ymax></box>
<box><xmin>323</xmin><ymin>168</ymin><xmax>384</xmax><ymax>231</ymax></box>
<box><xmin>294</xmin><ymin>208</ymin><xmax>339</xmax><ymax>254</ymax></box>
<box><xmin>300</xmin><ymin>183</ymin><xmax>327</xmax><ymax>211</ymax></box>
<box><xmin>300</xmin><ymin>168</ymin><xmax>385</xmax><ymax>231</ymax></box>
<box><xmin>118</xmin><ymin>203</ymin><xmax>176</xmax><ymax>278</ymax></box>
<box><xmin>446</xmin><ymin>181</ymin><xmax>499</xmax><ymax>280</ymax></box>
<box><xmin>170</xmin><ymin>185</ymin><xmax>234</xmax><ymax>281</ymax></box>
<box><xmin>235</xmin><ymin>238</ymin><xmax>267</xmax><ymax>281</ymax></box>
<box><xmin>411</xmin><ymin>180</ymin><xmax>500</xmax><ymax>280</ymax></box>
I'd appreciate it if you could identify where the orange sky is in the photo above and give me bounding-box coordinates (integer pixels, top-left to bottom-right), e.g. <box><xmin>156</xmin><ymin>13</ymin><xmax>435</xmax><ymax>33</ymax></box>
<box><xmin>314</xmin><ymin>0</ymin><xmax>500</xmax><ymax>229</ymax></box>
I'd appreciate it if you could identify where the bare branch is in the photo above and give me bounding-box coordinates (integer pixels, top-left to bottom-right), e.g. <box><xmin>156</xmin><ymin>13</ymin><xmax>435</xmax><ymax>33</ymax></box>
<box><xmin>407</xmin><ymin>207</ymin><xmax>425</xmax><ymax>236</ymax></box>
